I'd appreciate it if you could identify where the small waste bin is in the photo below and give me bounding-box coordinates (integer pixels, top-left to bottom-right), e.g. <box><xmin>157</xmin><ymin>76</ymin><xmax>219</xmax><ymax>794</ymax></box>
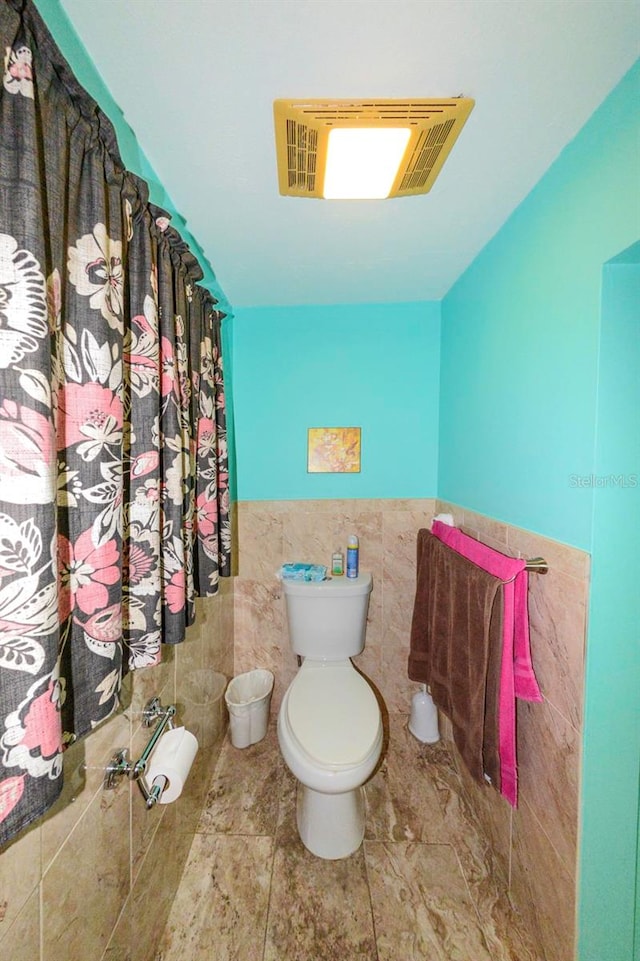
<box><xmin>224</xmin><ymin>669</ymin><xmax>274</xmax><ymax>749</ymax></box>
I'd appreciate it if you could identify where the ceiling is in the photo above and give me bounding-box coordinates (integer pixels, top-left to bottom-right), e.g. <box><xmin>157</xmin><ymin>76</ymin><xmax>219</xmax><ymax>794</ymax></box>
<box><xmin>59</xmin><ymin>0</ymin><xmax>640</xmax><ymax>309</ymax></box>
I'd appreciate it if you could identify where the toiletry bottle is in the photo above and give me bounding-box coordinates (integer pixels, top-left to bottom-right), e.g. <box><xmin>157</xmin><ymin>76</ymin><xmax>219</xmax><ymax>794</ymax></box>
<box><xmin>346</xmin><ymin>534</ymin><xmax>359</xmax><ymax>579</ymax></box>
<box><xmin>331</xmin><ymin>549</ymin><xmax>344</xmax><ymax>576</ymax></box>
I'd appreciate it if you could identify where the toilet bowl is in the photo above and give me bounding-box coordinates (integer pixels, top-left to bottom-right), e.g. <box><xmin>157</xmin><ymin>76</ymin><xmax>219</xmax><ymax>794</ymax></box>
<box><xmin>278</xmin><ymin>660</ymin><xmax>383</xmax><ymax>859</ymax></box>
<box><xmin>276</xmin><ymin>573</ymin><xmax>383</xmax><ymax>859</ymax></box>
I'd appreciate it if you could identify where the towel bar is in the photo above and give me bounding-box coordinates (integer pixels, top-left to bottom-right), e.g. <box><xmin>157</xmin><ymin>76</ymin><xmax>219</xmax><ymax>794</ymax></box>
<box><xmin>440</xmin><ymin>549</ymin><xmax>548</xmax><ymax>579</ymax></box>
<box><xmin>501</xmin><ymin>557</ymin><xmax>548</xmax><ymax>583</ymax></box>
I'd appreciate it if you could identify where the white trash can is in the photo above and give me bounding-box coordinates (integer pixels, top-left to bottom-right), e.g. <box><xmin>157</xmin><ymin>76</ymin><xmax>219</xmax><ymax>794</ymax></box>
<box><xmin>224</xmin><ymin>669</ymin><xmax>274</xmax><ymax>749</ymax></box>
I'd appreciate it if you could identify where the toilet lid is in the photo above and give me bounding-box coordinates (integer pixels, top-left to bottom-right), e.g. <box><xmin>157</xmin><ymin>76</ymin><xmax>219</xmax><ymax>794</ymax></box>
<box><xmin>287</xmin><ymin>663</ymin><xmax>380</xmax><ymax>767</ymax></box>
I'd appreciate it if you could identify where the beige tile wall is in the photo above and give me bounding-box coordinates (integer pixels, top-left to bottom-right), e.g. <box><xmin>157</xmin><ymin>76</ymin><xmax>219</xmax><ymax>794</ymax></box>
<box><xmin>1</xmin><ymin>497</ymin><xmax>587</xmax><ymax>961</ymax></box>
<box><xmin>436</xmin><ymin>499</ymin><xmax>588</xmax><ymax>961</ymax></box>
<box><xmin>235</xmin><ymin>497</ymin><xmax>588</xmax><ymax>961</ymax></box>
<box><xmin>233</xmin><ymin>498</ymin><xmax>437</xmax><ymax>714</ymax></box>
<box><xmin>0</xmin><ymin>579</ymin><xmax>234</xmax><ymax>961</ymax></box>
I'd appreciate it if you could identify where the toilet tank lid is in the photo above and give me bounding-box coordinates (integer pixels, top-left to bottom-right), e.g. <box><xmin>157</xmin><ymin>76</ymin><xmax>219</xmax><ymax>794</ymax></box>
<box><xmin>282</xmin><ymin>572</ymin><xmax>372</xmax><ymax>597</ymax></box>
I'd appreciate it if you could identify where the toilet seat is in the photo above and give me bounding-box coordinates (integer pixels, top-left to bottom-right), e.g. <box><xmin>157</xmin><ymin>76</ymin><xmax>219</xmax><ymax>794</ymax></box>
<box><xmin>286</xmin><ymin>661</ymin><xmax>380</xmax><ymax>768</ymax></box>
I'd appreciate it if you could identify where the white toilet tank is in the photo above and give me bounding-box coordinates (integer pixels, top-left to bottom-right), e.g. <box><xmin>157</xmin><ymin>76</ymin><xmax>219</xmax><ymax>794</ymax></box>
<box><xmin>283</xmin><ymin>572</ymin><xmax>372</xmax><ymax>660</ymax></box>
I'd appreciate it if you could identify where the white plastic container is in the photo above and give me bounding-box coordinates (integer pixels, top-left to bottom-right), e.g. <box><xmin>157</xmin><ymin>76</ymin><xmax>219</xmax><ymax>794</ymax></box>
<box><xmin>224</xmin><ymin>669</ymin><xmax>274</xmax><ymax>748</ymax></box>
<box><xmin>408</xmin><ymin>685</ymin><xmax>440</xmax><ymax>743</ymax></box>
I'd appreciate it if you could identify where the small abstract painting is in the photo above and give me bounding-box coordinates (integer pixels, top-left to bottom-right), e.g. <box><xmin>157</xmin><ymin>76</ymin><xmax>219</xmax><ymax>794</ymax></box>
<box><xmin>307</xmin><ymin>427</ymin><xmax>361</xmax><ymax>473</ymax></box>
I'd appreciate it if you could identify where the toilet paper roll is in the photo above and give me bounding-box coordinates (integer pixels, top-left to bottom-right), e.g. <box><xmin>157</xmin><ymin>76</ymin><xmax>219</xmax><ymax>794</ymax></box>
<box><xmin>145</xmin><ymin>726</ymin><xmax>198</xmax><ymax>804</ymax></box>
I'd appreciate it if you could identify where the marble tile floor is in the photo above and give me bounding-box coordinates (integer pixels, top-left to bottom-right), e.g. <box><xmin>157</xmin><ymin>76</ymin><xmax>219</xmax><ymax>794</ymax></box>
<box><xmin>155</xmin><ymin>715</ymin><xmax>542</xmax><ymax>961</ymax></box>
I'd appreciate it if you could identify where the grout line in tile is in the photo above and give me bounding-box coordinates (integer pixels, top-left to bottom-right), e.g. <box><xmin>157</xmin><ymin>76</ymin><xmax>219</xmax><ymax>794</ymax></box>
<box><xmin>100</xmin><ymin>891</ymin><xmax>130</xmax><ymax>961</ymax></box>
<box><xmin>261</xmin><ymin>831</ymin><xmax>278</xmax><ymax>961</ymax></box>
<box><xmin>542</xmin><ymin>691</ymin><xmax>582</xmax><ymax>737</ymax></box>
<box><xmin>449</xmin><ymin>840</ymin><xmax>488</xmax><ymax>929</ymax></box>
<box><xmin>517</xmin><ymin>793</ymin><xmax>575</xmax><ymax>878</ymax></box>
<box><xmin>360</xmin><ymin>841</ymin><xmax>381</xmax><ymax>961</ymax></box>
<box><xmin>507</xmin><ymin>804</ymin><xmax>513</xmax><ymax>892</ymax></box>
<box><xmin>38</xmin><ymin>877</ymin><xmax>43</xmax><ymax>961</ymax></box>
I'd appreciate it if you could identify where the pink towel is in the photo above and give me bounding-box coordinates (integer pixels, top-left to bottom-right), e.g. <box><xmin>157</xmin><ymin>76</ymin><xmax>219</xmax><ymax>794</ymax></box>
<box><xmin>431</xmin><ymin>521</ymin><xmax>542</xmax><ymax>806</ymax></box>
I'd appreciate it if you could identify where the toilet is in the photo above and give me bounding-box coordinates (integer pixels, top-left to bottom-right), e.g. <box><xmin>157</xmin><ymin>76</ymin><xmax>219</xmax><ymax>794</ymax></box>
<box><xmin>277</xmin><ymin>572</ymin><xmax>383</xmax><ymax>859</ymax></box>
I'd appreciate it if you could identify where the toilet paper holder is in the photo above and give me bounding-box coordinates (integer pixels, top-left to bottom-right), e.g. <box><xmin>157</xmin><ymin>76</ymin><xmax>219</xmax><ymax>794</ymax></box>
<box><xmin>103</xmin><ymin>697</ymin><xmax>176</xmax><ymax>808</ymax></box>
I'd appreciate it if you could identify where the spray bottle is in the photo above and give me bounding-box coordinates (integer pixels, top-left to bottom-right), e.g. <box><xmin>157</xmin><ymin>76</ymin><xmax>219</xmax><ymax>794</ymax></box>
<box><xmin>346</xmin><ymin>534</ymin><xmax>359</xmax><ymax>579</ymax></box>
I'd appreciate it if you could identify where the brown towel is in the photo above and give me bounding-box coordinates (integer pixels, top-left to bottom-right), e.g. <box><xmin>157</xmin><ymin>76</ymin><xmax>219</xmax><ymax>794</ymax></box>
<box><xmin>408</xmin><ymin>529</ymin><xmax>503</xmax><ymax>788</ymax></box>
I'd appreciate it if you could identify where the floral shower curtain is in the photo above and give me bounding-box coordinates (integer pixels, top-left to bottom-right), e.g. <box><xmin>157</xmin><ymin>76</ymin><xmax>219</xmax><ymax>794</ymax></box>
<box><xmin>0</xmin><ymin>0</ymin><xmax>231</xmax><ymax>845</ymax></box>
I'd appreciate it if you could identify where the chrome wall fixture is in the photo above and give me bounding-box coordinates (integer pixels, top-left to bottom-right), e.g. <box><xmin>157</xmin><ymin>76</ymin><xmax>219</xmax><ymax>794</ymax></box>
<box><xmin>104</xmin><ymin>697</ymin><xmax>176</xmax><ymax>808</ymax></box>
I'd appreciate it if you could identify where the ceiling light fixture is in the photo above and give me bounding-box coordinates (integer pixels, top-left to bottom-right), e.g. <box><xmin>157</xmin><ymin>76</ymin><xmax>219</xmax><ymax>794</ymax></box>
<box><xmin>273</xmin><ymin>98</ymin><xmax>474</xmax><ymax>200</ymax></box>
<box><xmin>323</xmin><ymin>127</ymin><xmax>412</xmax><ymax>200</ymax></box>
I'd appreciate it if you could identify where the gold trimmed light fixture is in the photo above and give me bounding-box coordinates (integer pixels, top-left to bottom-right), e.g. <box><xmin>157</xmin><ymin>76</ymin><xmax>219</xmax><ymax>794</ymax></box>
<box><xmin>273</xmin><ymin>97</ymin><xmax>474</xmax><ymax>200</ymax></box>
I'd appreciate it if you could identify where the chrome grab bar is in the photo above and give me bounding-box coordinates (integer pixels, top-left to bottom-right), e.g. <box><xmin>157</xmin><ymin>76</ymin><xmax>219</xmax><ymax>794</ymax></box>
<box><xmin>103</xmin><ymin>697</ymin><xmax>176</xmax><ymax>808</ymax></box>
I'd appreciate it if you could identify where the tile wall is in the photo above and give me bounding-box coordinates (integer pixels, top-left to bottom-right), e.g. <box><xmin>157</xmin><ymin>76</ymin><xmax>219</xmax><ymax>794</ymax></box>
<box><xmin>234</xmin><ymin>498</ymin><xmax>438</xmax><ymax>714</ymax></box>
<box><xmin>436</xmin><ymin>499</ymin><xmax>589</xmax><ymax>961</ymax></box>
<box><xmin>234</xmin><ymin>497</ymin><xmax>589</xmax><ymax>961</ymax></box>
<box><xmin>1</xmin><ymin>496</ymin><xmax>588</xmax><ymax>961</ymax></box>
<box><xmin>0</xmin><ymin>579</ymin><xmax>234</xmax><ymax>961</ymax></box>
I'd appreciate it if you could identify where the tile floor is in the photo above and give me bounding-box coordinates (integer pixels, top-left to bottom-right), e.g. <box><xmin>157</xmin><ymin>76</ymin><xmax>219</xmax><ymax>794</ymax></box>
<box><xmin>155</xmin><ymin>715</ymin><xmax>542</xmax><ymax>961</ymax></box>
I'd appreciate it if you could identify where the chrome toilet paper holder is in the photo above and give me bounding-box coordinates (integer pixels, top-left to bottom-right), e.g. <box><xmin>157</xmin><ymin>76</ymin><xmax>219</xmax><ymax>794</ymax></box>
<box><xmin>104</xmin><ymin>697</ymin><xmax>176</xmax><ymax>808</ymax></box>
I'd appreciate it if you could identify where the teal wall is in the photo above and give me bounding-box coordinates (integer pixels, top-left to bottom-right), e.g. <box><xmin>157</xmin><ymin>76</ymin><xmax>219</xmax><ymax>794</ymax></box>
<box><xmin>439</xmin><ymin>60</ymin><xmax>640</xmax><ymax>552</ymax></box>
<box><xmin>232</xmin><ymin>302</ymin><xmax>440</xmax><ymax>500</ymax></box>
<box><xmin>578</xmin><ymin>251</ymin><xmax>640</xmax><ymax>961</ymax></box>
<box><xmin>33</xmin><ymin>0</ymin><xmax>230</xmax><ymax>314</ymax></box>
<box><xmin>438</xmin><ymin>62</ymin><xmax>640</xmax><ymax>961</ymax></box>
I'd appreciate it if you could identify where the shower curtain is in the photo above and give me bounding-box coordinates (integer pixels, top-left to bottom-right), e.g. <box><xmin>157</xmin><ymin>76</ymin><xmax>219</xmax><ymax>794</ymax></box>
<box><xmin>0</xmin><ymin>0</ymin><xmax>231</xmax><ymax>845</ymax></box>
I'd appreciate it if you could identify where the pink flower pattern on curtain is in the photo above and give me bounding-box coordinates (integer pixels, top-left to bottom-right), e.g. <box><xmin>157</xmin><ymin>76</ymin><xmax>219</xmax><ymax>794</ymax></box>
<box><xmin>0</xmin><ymin>0</ymin><xmax>231</xmax><ymax>844</ymax></box>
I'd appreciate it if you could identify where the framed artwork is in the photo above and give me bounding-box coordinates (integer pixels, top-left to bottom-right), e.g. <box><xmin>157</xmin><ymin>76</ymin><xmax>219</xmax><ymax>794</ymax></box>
<box><xmin>307</xmin><ymin>427</ymin><xmax>361</xmax><ymax>473</ymax></box>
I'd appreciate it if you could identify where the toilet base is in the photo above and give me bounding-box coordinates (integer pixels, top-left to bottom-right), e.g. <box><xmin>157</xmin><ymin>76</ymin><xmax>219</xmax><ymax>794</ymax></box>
<box><xmin>296</xmin><ymin>783</ymin><xmax>365</xmax><ymax>859</ymax></box>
